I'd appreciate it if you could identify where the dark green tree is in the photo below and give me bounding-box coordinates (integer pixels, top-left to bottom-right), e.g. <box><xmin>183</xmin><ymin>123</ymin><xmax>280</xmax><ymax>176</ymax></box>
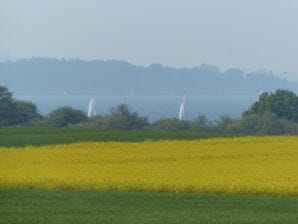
<box><xmin>0</xmin><ymin>86</ymin><xmax>17</xmax><ymax>126</ymax></box>
<box><xmin>215</xmin><ymin>115</ymin><xmax>234</xmax><ymax>132</ymax></box>
<box><xmin>15</xmin><ymin>100</ymin><xmax>41</xmax><ymax>125</ymax></box>
<box><xmin>106</xmin><ymin>104</ymin><xmax>148</xmax><ymax>130</ymax></box>
<box><xmin>150</xmin><ymin>118</ymin><xmax>190</xmax><ymax>132</ymax></box>
<box><xmin>244</xmin><ymin>89</ymin><xmax>298</xmax><ymax>122</ymax></box>
<box><xmin>45</xmin><ymin>106</ymin><xmax>88</xmax><ymax>127</ymax></box>
<box><xmin>191</xmin><ymin>115</ymin><xmax>210</xmax><ymax>132</ymax></box>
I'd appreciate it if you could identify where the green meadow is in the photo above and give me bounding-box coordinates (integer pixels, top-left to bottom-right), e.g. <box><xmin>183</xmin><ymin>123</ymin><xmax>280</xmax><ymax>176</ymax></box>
<box><xmin>0</xmin><ymin>127</ymin><xmax>227</xmax><ymax>147</ymax></box>
<box><xmin>1</xmin><ymin>189</ymin><xmax>298</xmax><ymax>224</ymax></box>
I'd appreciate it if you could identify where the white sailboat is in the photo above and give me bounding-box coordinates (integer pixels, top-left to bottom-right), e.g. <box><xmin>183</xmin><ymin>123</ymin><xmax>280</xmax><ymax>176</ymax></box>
<box><xmin>259</xmin><ymin>88</ymin><xmax>264</xmax><ymax>96</ymax></box>
<box><xmin>130</xmin><ymin>90</ymin><xmax>134</xmax><ymax>97</ymax></box>
<box><xmin>258</xmin><ymin>88</ymin><xmax>264</xmax><ymax>100</ymax></box>
<box><xmin>178</xmin><ymin>96</ymin><xmax>186</xmax><ymax>121</ymax></box>
<box><xmin>87</xmin><ymin>97</ymin><xmax>96</xmax><ymax>118</ymax></box>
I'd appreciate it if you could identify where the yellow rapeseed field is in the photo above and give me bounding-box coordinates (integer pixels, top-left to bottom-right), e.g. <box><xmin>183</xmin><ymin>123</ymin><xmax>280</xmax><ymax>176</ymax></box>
<box><xmin>0</xmin><ymin>136</ymin><xmax>298</xmax><ymax>195</ymax></box>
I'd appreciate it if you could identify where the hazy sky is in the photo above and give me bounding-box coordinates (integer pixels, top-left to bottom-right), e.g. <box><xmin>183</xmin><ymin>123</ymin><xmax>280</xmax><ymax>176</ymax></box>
<box><xmin>1</xmin><ymin>0</ymin><xmax>298</xmax><ymax>80</ymax></box>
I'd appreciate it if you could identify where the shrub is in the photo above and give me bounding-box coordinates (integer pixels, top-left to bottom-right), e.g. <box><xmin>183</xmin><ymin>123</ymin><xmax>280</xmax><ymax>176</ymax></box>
<box><xmin>149</xmin><ymin>118</ymin><xmax>190</xmax><ymax>132</ymax></box>
<box><xmin>45</xmin><ymin>106</ymin><xmax>88</xmax><ymax>127</ymax></box>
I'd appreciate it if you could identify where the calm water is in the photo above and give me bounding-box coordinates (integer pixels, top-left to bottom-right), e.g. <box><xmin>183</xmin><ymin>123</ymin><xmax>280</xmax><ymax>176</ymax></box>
<box><xmin>16</xmin><ymin>94</ymin><xmax>258</xmax><ymax>121</ymax></box>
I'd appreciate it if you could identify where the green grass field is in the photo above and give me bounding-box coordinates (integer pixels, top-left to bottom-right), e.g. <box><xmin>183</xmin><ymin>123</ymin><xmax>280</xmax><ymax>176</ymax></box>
<box><xmin>0</xmin><ymin>127</ymin><xmax>228</xmax><ymax>147</ymax></box>
<box><xmin>1</xmin><ymin>189</ymin><xmax>298</xmax><ymax>224</ymax></box>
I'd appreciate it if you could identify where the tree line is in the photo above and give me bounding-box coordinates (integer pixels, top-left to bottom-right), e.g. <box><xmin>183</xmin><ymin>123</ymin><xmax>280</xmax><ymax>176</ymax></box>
<box><xmin>1</xmin><ymin>86</ymin><xmax>298</xmax><ymax>135</ymax></box>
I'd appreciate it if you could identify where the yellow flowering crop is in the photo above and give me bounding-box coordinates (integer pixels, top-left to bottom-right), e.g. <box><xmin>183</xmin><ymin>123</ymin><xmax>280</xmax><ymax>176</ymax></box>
<box><xmin>0</xmin><ymin>136</ymin><xmax>298</xmax><ymax>195</ymax></box>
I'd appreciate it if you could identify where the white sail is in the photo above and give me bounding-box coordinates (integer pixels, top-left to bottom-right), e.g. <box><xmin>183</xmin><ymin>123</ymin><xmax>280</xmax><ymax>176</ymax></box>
<box><xmin>258</xmin><ymin>88</ymin><xmax>264</xmax><ymax>101</ymax></box>
<box><xmin>87</xmin><ymin>98</ymin><xmax>96</xmax><ymax>118</ymax></box>
<box><xmin>178</xmin><ymin>96</ymin><xmax>186</xmax><ymax>121</ymax></box>
<box><xmin>130</xmin><ymin>90</ymin><xmax>134</xmax><ymax>97</ymax></box>
<box><xmin>259</xmin><ymin>88</ymin><xmax>264</xmax><ymax>96</ymax></box>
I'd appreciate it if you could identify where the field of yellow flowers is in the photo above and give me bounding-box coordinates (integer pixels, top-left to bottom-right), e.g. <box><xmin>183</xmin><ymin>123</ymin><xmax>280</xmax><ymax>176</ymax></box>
<box><xmin>0</xmin><ymin>136</ymin><xmax>298</xmax><ymax>195</ymax></box>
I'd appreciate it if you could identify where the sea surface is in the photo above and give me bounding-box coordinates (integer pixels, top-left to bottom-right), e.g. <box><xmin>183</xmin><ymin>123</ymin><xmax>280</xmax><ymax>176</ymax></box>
<box><xmin>16</xmin><ymin>94</ymin><xmax>258</xmax><ymax>122</ymax></box>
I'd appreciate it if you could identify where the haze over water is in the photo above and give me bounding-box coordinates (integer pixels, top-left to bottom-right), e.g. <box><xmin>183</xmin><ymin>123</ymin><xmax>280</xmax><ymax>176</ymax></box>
<box><xmin>16</xmin><ymin>94</ymin><xmax>257</xmax><ymax>121</ymax></box>
<box><xmin>1</xmin><ymin>0</ymin><xmax>298</xmax><ymax>80</ymax></box>
<box><xmin>2</xmin><ymin>1</ymin><xmax>298</xmax><ymax>121</ymax></box>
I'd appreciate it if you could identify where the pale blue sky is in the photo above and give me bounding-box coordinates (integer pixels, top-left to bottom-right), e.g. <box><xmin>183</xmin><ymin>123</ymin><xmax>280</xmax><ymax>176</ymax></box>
<box><xmin>1</xmin><ymin>0</ymin><xmax>298</xmax><ymax>80</ymax></box>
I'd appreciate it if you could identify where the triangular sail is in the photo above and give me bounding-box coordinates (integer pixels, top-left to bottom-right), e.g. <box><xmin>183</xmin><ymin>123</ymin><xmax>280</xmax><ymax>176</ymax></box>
<box><xmin>178</xmin><ymin>96</ymin><xmax>186</xmax><ymax>121</ymax></box>
<box><xmin>130</xmin><ymin>90</ymin><xmax>134</xmax><ymax>97</ymax></box>
<box><xmin>87</xmin><ymin>98</ymin><xmax>96</xmax><ymax>118</ymax></box>
<box><xmin>258</xmin><ymin>88</ymin><xmax>264</xmax><ymax>100</ymax></box>
<box><xmin>259</xmin><ymin>88</ymin><xmax>264</xmax><ymax>96</ymax></box>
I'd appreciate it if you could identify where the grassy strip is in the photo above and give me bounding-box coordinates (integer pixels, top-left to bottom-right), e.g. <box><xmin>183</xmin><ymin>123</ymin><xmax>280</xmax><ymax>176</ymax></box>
<box><xmin>0</xmin><ymin>189</ymin><xmax>297</xmax><ymax>224</ymax></box>
<box><xmin>0</xmin><ymin>127</ymin><xmax>230</xmax><ymax>147</ymax></box>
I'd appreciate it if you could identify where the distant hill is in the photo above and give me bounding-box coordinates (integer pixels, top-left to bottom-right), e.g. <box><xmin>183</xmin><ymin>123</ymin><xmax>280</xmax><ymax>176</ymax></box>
<box><xmin>0</xmin><ymin>57</ymin><xmax>297</xmax><ymax>95</ymax></box>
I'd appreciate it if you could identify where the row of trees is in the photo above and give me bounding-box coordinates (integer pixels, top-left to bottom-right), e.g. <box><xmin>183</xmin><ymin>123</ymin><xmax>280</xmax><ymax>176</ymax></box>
<box><xmin>0</xmin><ymin>86</ymin><xmax>149</xmax><ymax>129</ymax></box>
<box><xmin>0</xmin><ymin>86</ymin><xmax>41</xmax><ymax>126</ymax></box>
<box><xmin>1</xmin><ymin>86</ymin><xmax>298</xmax><ymax>134</ymax></box>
